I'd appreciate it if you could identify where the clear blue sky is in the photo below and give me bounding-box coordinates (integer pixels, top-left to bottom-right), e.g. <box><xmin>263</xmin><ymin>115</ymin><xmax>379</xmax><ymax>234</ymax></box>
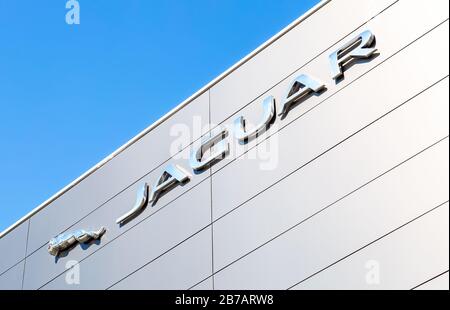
<box><xmin>0</xmin><ymin>0</ymin><xmax>319</xmax><ymax>232</ymax></box>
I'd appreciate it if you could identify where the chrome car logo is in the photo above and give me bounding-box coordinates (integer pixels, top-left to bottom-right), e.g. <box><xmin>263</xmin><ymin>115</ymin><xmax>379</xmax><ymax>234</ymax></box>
<box><xmin>48</xmin><ymin>227</ymin><xmax>106</xmax><ymax>256</ymax></box>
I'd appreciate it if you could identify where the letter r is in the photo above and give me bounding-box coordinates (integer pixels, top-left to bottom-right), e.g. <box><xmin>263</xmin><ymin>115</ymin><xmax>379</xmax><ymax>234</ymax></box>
<box><xmin>329</xmin><ymin>30</ymin><xmax>377</xmax><ymax>80</ymax></box>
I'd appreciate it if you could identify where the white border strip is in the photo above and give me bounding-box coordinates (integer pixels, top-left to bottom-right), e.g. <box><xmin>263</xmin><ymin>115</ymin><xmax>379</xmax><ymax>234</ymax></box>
<box><xmin>0</xmin><ymin>0</ymin><xmax>330</xmax><ymax>239</ymax></box>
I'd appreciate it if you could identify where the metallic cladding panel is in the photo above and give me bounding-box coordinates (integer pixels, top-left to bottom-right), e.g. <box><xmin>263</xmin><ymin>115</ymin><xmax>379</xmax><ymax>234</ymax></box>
<box><xmin>109</xmin><ymin>228</ymin><xmax>212</xmax><ymax>290</ymax></box>
<box><xmin>292</xmin><ymin>204</ymin><xmax>449</xmax><ymax>290</ymax></box>
<box><xmin>213</xmin><ymin>79</ymin><xmax>450</xmax><ymax>272</ymax></box>
<box><xmin>0</xmin><ymin>221</ymin><xmax>28</xmax><ymax>275</ymax></box>
<box><xmin>0</xmin><ymin>260</ymin><xmax>25</xmax><ymax>290</ymax></box>
<box><xmin>213</xmin><ymin>148</ymin><xmax>449</xmax><ymax>289</ymax></box>
<box><xmin>414</xmin><ymin>272</ymin><xmax>450</xmax><ymax>290</ymax></box>
<box><xmin>190</xmin><ymin>278</ymin><xmax>214</xmax><ymax>290</ymax></box>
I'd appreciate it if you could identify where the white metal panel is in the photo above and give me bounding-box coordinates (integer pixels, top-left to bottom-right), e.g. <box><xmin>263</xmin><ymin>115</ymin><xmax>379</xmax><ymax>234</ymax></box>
<box><xmin>213</xmin><ymin>139</ymin><xmax>449</xmax><ymax>289</ymax></box>
<box><xmin>414</xmin><ymin>272</ymin><xmax>449</xmax><ymax>290</ymax></box>
<box><xmin>109</xmin><ymin>228</ymin><xmax>212</xmax><ymax>290</ymax></box>
<box><xmin>292</xmin><ymin>204</ymin><xmax>449</xmax><ymax>290</ymax></box>
<box><xmin>0</xmin><ymin>260</ymin><xmax>24</xmax><ymax>290</ymax></box>
<box><xmin>213</xmin><ymin>78</ymin><xmax>449</xmax><ymax>272</ymax></box>
<box><xmin>0</xmin><ymin>220</ymin><xmax>28</xmax><ymax>275</ymax></box>
<box><xmin>190</xmin><ymin>277</ymin><xmax>214</xmax><ymax>290</ymax></box>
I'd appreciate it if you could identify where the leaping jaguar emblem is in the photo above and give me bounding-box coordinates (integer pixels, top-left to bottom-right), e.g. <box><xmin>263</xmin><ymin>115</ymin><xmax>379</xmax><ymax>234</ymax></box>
<box><xmin>47</xmin><ymin>227</ymin><xmax>106</xmax><ymax>256</ymax></box>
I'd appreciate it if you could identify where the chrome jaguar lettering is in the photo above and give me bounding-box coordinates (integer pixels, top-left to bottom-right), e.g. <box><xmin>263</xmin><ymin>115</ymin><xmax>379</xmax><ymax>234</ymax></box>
<box><xmin>48</xmin><ymin>227</ymin><xmax>106</xmax><ymax>256</ymax></box>
<box><xmin>115</xmin><ymin>30</ymin><xmax>378</xmax><ymax>226</ymax></box>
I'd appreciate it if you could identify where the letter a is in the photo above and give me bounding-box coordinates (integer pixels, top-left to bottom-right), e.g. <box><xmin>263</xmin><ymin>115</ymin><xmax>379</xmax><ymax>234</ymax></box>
<box><xmin>148</xmin><ymin>164</ymin><xmax>191</xmax><ymax>205</ymax></box>
<box><xmin>65</xmin><ymin>0</ymin><xmax>80</xmax><ymax>25</ymax></box>
<box><xmin>279</xmin><ymin>74</ymin><xmax>325</xmax><ymax>117</ymax></box>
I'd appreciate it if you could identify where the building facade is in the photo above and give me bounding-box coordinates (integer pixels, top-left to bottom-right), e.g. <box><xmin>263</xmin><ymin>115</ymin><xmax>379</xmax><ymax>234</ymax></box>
<box><xmin>0</xmin><ymin>0</ymin><xmax>449</xmax><ymax>290</ymax></box>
